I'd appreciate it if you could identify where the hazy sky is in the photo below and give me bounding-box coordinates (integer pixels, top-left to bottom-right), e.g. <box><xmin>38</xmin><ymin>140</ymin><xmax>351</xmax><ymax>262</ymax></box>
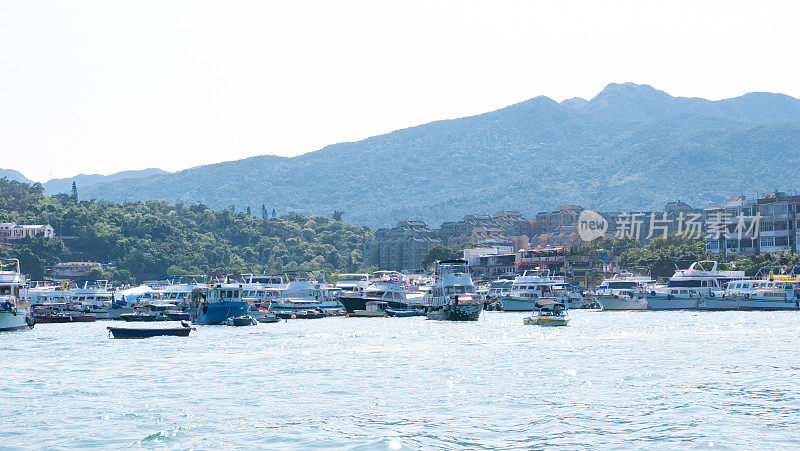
<box><xmin>2</xmin><ymin>0</ymin><xmax>799</xmax><ymax>181</ymax></box>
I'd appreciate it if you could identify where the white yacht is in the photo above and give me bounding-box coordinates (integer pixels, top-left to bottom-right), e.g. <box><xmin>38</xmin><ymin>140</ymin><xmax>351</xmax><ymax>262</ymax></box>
<box><xmin>498</xmin><ymin>270</ymin><xmax>588</xmax><ymax>311</ymax></box>
<box><xmin>334</xmin><ymin>273</ymin><xmax>371</xmax><ymax>297</ymax></box>
<box><xmin>0</xmin><ymin>259</ymin><xmax>34</xmax><ymax>331</ymax></box>
<box><xmin>338</xmin><ymin>278</ymin><xmax>416</xmax><ymax>313</ymax></box>
<box><xmin>644</xmin><ymin>261</ymin><xmax>743</xmax><ymax>310</ymax></box>
<box><xmin>593</xmin><ymin>273</ymin><xmax>657</xmax><ymax>310</ymax></box>
<box><xmin>70</xmin><ymin>279</ymin><xmax>113</xmax><ymax>319</ymax></box>
<box><xmin>268</xmin><ymin>280</ymin><xmax>344</xmax><ymax>313</ymax></box>
<box><xmin>424</xmin><ymin>260</ymin><xmax>483</xmax><ymax>321</ymax></box>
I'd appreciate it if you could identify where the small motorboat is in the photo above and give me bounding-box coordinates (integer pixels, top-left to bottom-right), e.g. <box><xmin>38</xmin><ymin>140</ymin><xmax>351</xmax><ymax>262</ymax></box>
<box><xmin>33</xmin><ymin>312</ymin><xmax>73</xmax><ymax>323</ymax></box>
<box><xmin>108</xmin><ymin>321</ymin><xmax>195</xmax><ymax>339</ymax></box>
<box><xmin>523</xmin><ymin>301</ymin><xmax>570</xmax><ymax>326</ymax></box>
<box><xmin>384</xmin><ymin>308</ymin><xmax>422</xmax><ymax>317</ymax></box>
<box><xmin>257</xmin><ymin>313</ymin><xmax>280</xmax><ymax>323</ymax></box>
<box><xmin>165</xmin><ymin>311</ymin><xmax>191</xmax><ymax>321</ymax></box>
<box><xmin>250</xmin><ymin>307</ymin><xmax>280</xmax><ymax>323</ymax></box>
<box><xmin>351</xmin><ymin>301</ymin><xmax>388</xmax><ymax>317</ymax></box>
<box><xmin>120</xmin><ymin>312</ymin><xmax>169</xmax><ymax>322</ymax></box>
<box><xmin>224</xmin><ymin>315</ymin><xmax>258</xmax><ymax>326</ymax></box>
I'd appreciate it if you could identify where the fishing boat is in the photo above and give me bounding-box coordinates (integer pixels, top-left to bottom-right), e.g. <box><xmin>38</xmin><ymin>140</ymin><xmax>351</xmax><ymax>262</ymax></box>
<box><xmin>107</xmin><ymin>321</ymin><xmax>195</xmax><ymax>338</ymax></box>
<box><xmin>523</xmin><ymin>301</ymin><xmax>570</xmax><ymax>326</ymax></box>
<box><xmin>498</xmin><ymin>270</ymin><xmax>589</xmax><ymax>311</ymax></box>
<box><xmin>0</xmin><ymin>259</ymin><xmax>35</xmax><ymax>331</ymax></box>
<box><xmin>351</xmin><ymin>300</ymin><xmax>388</xmax><ymax>317</ymax></box>
<box><xmin>593</xmin><ymin>273</ymin><xmax>656</xmax><ymax>311</ymax></box>
<box><xmin>223</xmin><ymin>315</ymin><xmax>258</xmax><ymax>326</ymax></box>
<box><xmin>425</xmin><ymin>260</ymin><xmax>483</xmax><ymax>321</ymax></box>
<box><xmin>191</xmin><ymin>283</ymin><xmax>250</xmax><ymax>325</ymax></box>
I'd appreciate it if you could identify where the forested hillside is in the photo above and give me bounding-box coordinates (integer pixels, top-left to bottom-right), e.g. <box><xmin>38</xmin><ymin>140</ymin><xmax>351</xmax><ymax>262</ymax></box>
<box><xmin>0</xmin><ymin>179</ymin><xmax>372</xmax><ymax>283</ymax></box>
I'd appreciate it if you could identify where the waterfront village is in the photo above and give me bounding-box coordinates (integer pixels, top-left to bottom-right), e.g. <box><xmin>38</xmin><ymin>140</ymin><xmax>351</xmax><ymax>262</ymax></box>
<box><xmin>3</xmin><ymin>190</ymin><xmax>800</xmax><ymax>332</ymax></box>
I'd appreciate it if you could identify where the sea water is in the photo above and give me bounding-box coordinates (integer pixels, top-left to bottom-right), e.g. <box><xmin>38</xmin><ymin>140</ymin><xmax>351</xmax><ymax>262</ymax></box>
<box><xmin>2</xmin><ymin>311</ymin><xmax>800</xmax><ymax>449</ymax></box>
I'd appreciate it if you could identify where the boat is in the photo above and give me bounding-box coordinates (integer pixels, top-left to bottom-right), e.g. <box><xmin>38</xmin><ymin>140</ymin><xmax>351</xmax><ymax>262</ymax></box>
<box><xmin>120</xmin><ymin>312</ymin><xmax>168</xmax><ymax>322</ymax></box>
<box><xmin>351</xmin><ymin>300</ymin><xmax>388</xmax><ymax>317</ymax></box>
<box><xmin>338</xmin><ymin>272</ymin><xmax>414</xmax><ymax>313</ymax></box>
<box><xmin>191</xmin><ymin>283</ymin><xmax>250</xmax><ymax>325</ymax></box>
<box><xmin>68</xmin><ymin>279</ymin><xmax>113</xmax><ymax>319</ymax></box>
<box><xmin>593</xmin><ymin>273</ymin><xmax>656</xmax><ymax>311</ymax></box>
<box><xmin>268</xmin><ymin>280</ymin><xmax>344</xmax><ymax>313</ymax></box>
<box><xmin>165</xmin><ymin>311</ymin><xmax>190</xmax><ymax>321</ymax></box>
<box><xmin>523</xmin><ymin>301</ymin><xmax>570</xmax><ymax>326</ymax></box>
<box><xmin>0</xmin><ymin>259</ymin><xmax>35</xmax><ymax>331</ymax></box>
<box><xmin>249</xmin><ymin>306</ymin><xmax>280</xmax><ymax>323</ymax></box>
<box><xmin>334</xmin><ymin>273</ymin><xmax>372</xmax><ymax>298</ymax></box>
<box><xmin>107</xmin><ymin>321</ymin><xmax>195</xmax><ymax>338</ymax></box>
<box><xmin>69</xmin><ymin>312</ymin><xmax>97</xmax><ymax>322</ymax></box>
<box><xmin>724</xmin><ymin>277</ymin><xmax>800</xmax><ymax>311</ymax></box>
<box><xmin>224</xmin><ymin>315</ymin><xmax>258</xmax><ymax>326</ymax></box>
<box><xmin>498</xmin><ymin>270</ymin><xmax>589</xmax><ymax>311</ymax></box>
<box><xmin>425</xmin><ymin>260</ymin><xmax>483</xmax><ymax>321</ymax></box>
<box><xmin>645</xmin><ymin>261</ymin><xmax>744</xmax><ymax>310</ymax></box>
<box><xmin>385</xmin><ymin>308</ymin><xmax>422</xmax><ymax>317</ymax></box>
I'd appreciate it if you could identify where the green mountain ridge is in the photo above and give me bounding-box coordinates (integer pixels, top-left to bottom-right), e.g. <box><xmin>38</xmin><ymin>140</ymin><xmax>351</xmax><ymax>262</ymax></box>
<box><xmin>61</xmin><ymin>83</ymin><xmax>800</xmax><ymax>227</ymax></box>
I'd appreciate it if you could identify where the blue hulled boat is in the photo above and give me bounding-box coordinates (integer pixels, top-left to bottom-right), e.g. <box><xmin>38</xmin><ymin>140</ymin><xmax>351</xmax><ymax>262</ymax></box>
<box><xmin>192</xmin><ymin>283</ymin><xmax>249</xmax><ymax>325</ymax></box>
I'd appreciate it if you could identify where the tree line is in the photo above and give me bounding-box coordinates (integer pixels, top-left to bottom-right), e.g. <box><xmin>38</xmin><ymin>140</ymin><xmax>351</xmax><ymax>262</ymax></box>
<box><xmin>0</xmin><ymin>178</ymin><xmax>373</xmax><ymax>284</ymax></box>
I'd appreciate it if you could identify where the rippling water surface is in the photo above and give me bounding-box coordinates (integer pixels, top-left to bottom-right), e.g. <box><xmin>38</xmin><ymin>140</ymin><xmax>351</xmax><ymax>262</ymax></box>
<box><xmin>3</xmin><ymin>311</ymin><xmax>800</xmax><ymax>449</ymax></box>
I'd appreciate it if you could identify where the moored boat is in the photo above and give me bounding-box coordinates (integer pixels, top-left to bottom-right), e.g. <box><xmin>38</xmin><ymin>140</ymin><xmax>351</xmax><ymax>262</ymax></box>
<box><xmin>0</xmin><ymin>259</ymin><xmax>35</xmax><ymax>331</ymax></box>
<box><xmin>191</xmin><ymin>283</ymin><xmax>250</xmax><ymax>325</ymax></box>
<box><xmin>644</xmin><ymin>261</ymin><xmax>743</xmax><ymax>310</ymax></box>
<box><xmin>120</xmin><ymin>312</ymin><xmax>168</xmax><ymax>322</ymax></box>
<box><xmin>224</xmin><ymin>315</ymin><xmax>258</xmax><ymax>326</ymax></box>
<box><xmin>107</xmin><ymin>321</ymin><xmax>195</xmax><ymax>339</ymax></box>
<box><xmin>351</xmin><ymin>300</ymin><xmax>388</xmax><ymax>317</ymax></box>
<box><xmin>425</xmin><ymin>260</ymin><xmax>483</xmax><ymax>321</ymax></box>
<box><xmin>593</xmin><ymin>273</ymin><xmax>656</xmax><ymax>311</ymax></box>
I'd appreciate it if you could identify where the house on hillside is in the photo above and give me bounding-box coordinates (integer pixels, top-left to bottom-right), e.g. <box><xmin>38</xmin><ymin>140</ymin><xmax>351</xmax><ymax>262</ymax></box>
<box><xmin>0</xmin><ymin>222</ymin><xmax>55</xmax><ymax>250</ymax></box>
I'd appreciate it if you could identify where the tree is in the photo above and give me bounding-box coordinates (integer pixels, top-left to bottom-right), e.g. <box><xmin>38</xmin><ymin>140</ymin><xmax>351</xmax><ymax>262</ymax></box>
<box><xmin>261</xmin><ymin>204</ymin><xmax>268</xmax><ymax>220</ymax></box>
<box><xmin>70</xmin><ymin>182</ymin><xmax>78</xmax><ymax>203</ymax></box>
<box><xmin>246</xmin><ymin>206</ymin><xmax>251</xmax><ymax>215</ymax></box>
<box><xmin>421</xmin><ymin>246</ymin><xmax>463</xmax><ymax>269</ymax></box>
<box><xmin>333</xmin><ymin>210</ymin><xmax>344</xmax><ymax>221</ymax></box>
<box><xmin>272</xmin><ymin>209</ymin><xmax>276</xmax><ymax>218</ymax></box>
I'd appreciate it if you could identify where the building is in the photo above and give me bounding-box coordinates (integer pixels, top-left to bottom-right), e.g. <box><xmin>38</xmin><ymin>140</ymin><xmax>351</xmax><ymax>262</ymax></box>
<box><xmin>49</xmin><ymin>261</ymin><xmax>103</xmax><ymax>279</ymax></box>
<box><xmin>0</xmin><ymin>222</ymin><xmax>55</xmax><ymax>249</ymax></box>
<box><xmin>436</xmin><ymin>214</ymin><xmax>503</xmax><ymax>246</ymax></box>
<box><xmin>515</xmin><ymin>246</ymin><xmax>568</xmax><ymax>273</ymax></box>
<box><xmin>602</xmin><ymin>201</ymin><xmax>703</xmax><ymax>245</ymax></box>
<box><xmin>704</xmin><ymin>192</ymin><xmax>800</xmax><ymax>255</ymax></box>
<box><xmin>365</xmin><ymin>221</ymin><xmax>443</xmax><ymax>272</ymax></box>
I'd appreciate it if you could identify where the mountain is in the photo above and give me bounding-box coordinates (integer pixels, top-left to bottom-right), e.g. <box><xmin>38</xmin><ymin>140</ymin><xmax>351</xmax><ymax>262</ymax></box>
<box><xmin>0</xmin><ymin>169</ymin><xmax>33</xmax><ymax>184</ymax></box>
<box><xmin>80</xmin><ymin>83</ymin><xmax>800</xmax><ymax>227</ymax></box>
<box><xmin>42</xmin><ymin>168</ymin><xmax>169</xmax><ymax>196</ymax></box>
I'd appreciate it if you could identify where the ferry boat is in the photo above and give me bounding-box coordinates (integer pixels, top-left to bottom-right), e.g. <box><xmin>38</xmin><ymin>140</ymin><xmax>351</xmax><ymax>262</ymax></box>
<box><xmin>425</xmin><ymin>260</ymin><xmax>483</xmax><ymax>321</ymax></box>
<box><xmin>724</xmin><ymin>278</ymin><xmax>800</xmax><ymax>311</ymax></box>
<box><xmin>268</xmin><ymin>280</ymin><xmax>344</xmax><ymax>313</ymax></box>
<box><xmin>0</xmin><ymin>259</ymin><xmax>35</xmax><ymax>331</ymax></box>
<box><xmin>191</xmin><ymin>283</ymin><xmax>249</xmax><ymax>325</ymax></box>
<box><xmin>593</xmin><ymin>273</ymin><xmax>657</xmax><ymax>310</ymax></box>
<box><xmin>498</xmin><ymin>270</ymin><xmax>589</xmax><ymax>311</ymax></box>
<box><xmin>644</xmin><ymin>261</ymin><xmax>743</xmax><ymax>310</ymax></box>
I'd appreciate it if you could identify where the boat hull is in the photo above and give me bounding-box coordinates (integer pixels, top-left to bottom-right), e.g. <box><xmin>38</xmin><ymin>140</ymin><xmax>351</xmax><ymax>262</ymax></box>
<box><xmin>107</xmin><ymin>326</ymin><xmax>192</xmax><ymax>338</ymax></box>
<box><xmin>700</xmin><ymin>296</ymin><xmax>739</xmax><ymax>310</ymax></box>
<box><xmin>645</xmin><ymin>296</ymin><xmax>701</xmax><ymax>310</ymax></box>
<box><xmin>524</xmin><ymin>316</ymin><xmax>570</xmax><ymax>326</ymax></box>
<box><xmin>426</xmin><ymin>303</ymin><xmax>482</xmax><ymax>321</ymax></box>
<box><xmin>498</xmin><ymin>296</ymin><xmax>542</xmax><ymax>312</ymax></box>
<box><xmin>193</xmin><ymin>301</ymin><xmax>249</xmax><ymax>325</ymax></box>
<box><xmin>338</xmin><ymin>296</ymin><xmax>408</xmax><ymax>313</ymax></box>
<box><xmin>738</xmin><ymin>298</ymin><xmax>800</xmax><ymax>311</ymax></box>
<box><xmin>0</xmin><ymin>309</ymin><xmax>34</xmax><ymax>331</ymax></box>
<box><xmin>596</xmin><ymin>295</ymin><xmax>649</xmax><ymax>311</ymax></box>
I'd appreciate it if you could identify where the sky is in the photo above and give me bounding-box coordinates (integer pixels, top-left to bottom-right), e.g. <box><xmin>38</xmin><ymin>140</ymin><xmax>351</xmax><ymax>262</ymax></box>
<box><xmin>1</xmin><ymin>0</ymin><xmax>799</xmax><ymax>182</ymax></box>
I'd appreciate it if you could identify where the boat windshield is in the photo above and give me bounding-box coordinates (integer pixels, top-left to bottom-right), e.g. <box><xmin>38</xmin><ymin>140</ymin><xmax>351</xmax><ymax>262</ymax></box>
<box><xmin>667</xmin><ymin>280</ymin><xmax>702</xmax><ymax>288</ymax></box>
<box><xmin>445</xmin><ymin>285</ymin><xmax>475</xmax><ymax>294</ymax></box>
<box><xmin>608</xmin><ymin>281</ymin><xmax>636</xmax><ymax>289</ymax></box>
